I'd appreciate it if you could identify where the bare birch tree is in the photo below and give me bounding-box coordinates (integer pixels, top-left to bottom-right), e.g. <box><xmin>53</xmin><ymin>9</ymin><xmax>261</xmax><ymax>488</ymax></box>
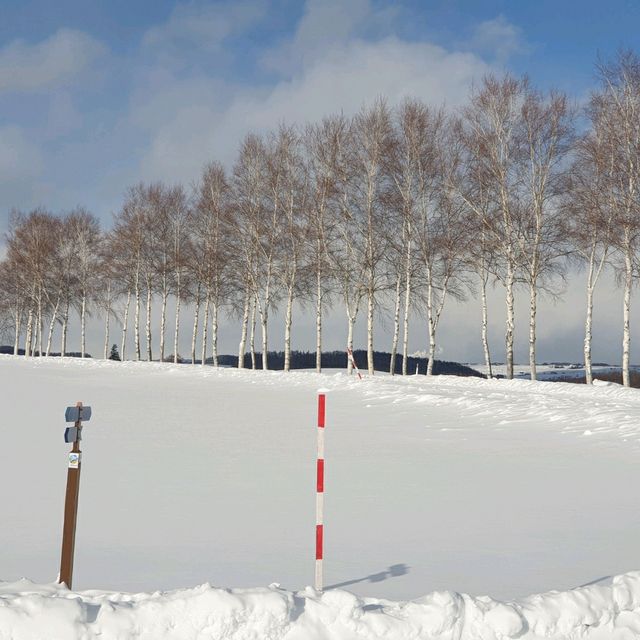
<box><xmin>193</xmin><ymin>162</ymin><xmax>232</xmax><ymax>367</ymax></box>
<box><xmin>388</xmin><ymin>101</ymin><xmax>443</xmax><ymax>374</ymax></box>
<box><xmin>66</xmin><ymin>208</ymin><xmax>101</xmax><ymax>358</ymax></box>
<box><xmin>304</xmin><ymin>115</ymin><xmax>347</xmax><ymax>372</ymax></box>
<box><xmin>231</xmin><ymin>134</ymin><xmax>269</xmax><ymax>368</ymax></box>
<box><xmin>596</xmin><ymin>52</ymin><xmax>640</xmax><ymax>387</ymax></box>
<box><xmin>460</xmin><ymin>75</ymin><xmax>527</xmax><ymax>379</ymax></box>
<box><xmin>564</xmin><ymin>121</ymin><xmax>615</xmax><ymax>383</ymax></box>
<box><xmin>517</xmin><ymin>88</ymin><xmax>574</xmax><ymax>379</ymax></box>
<box><xmin>350</xmin><ymin>100</ymin><xmax>394</xmax><ymax>374</ymax></box>
<box><xmin>272</xmin><ymin>125</ymin><xmax>310</xmax><ymax>372</ymax></box>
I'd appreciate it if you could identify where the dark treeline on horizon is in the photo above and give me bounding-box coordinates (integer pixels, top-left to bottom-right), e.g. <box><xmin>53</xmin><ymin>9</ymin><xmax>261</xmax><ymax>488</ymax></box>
<box><xmin>0</xmin><ymin>344</ymin><xmax>483</xmax><ymax>378</ymax></box>
<box><xmin>1</xmin><ymin>51</ymin><xmax>640</xmax><ymax>384</ymax></box>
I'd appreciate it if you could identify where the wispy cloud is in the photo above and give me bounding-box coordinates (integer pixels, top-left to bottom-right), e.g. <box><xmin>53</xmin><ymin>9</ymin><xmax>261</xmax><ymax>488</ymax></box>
<box><xmin>136</xmin><ymin>37</ymin><xmax>489</xmax><ymax>184</ymax></box>
<box><xmin>469</xmin><ymin>15</ymin><xmax>530</xmax><ymax>64</ymax></box>
<box><xmin>142</xmin><ymin>0</ymin><xmax>267</xmax><ymax>55</ymax></box>
<box><xmin>261</xmin><ymin>0</ymin><xmax>391</xmax><ymax>74</ymax></box>
<box><xmin>0</xmin><ymin>29</ymin><xmax>106</xmax><ymax>93</ymax></box>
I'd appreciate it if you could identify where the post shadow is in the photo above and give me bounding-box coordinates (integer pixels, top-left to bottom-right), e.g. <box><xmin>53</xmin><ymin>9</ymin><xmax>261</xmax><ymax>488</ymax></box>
<box><xmin>325</xmin><ymin>563</ymin><xmax>409</xmax><ymax>590</ymax></box>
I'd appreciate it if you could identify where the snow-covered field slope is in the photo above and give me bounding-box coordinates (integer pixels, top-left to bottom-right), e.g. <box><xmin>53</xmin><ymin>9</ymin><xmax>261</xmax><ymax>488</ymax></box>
<box><xmin>470</xmin><ymin>362</ymin><xmax>626</xmax><ymax>381</ymax></box>
<box><xmin>2</xmin><ymin>355</ymin><xmax>640</xmax><ymax>637</ymax></box>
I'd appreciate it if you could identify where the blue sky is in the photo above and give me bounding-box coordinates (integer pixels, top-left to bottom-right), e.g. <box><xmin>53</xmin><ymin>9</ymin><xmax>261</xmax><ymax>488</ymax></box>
<box><xmin>2</xmin><ymin>0</ymin><xmax>639</xmax><ymax>226</ymax></box>
<box><xmin>2</xmin><ymin>0</ymin><xmax>640</xmax><ymax>362</ymax></box>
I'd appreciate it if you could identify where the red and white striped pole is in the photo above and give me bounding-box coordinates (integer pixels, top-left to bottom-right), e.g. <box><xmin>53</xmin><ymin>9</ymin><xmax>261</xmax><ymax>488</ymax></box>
<box><xmin>315</xmin><ymin>391</ymin><xmax>326</xmax><ymax>591</ymax></box>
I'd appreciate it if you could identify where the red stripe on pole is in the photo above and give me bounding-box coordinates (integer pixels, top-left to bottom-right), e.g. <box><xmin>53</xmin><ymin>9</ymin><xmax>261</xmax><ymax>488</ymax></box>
<box><xmin>318</xmin><ymin>393</ymin><xmax>326</xmax><ymax>428</ymax></box>
<box><xmin>317</xmin><ymin>458</ymin><xmax>324</xmax><ymax>492</ymax></box>
<box><xmin>316</xmin><ymin>524</ymin><xmax>324</xmax><ymax>560</ymax></box>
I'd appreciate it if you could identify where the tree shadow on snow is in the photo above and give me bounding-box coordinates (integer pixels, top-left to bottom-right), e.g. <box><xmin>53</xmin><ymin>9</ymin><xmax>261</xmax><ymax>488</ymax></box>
<box><xmin>325</xmin><ymin>563</ymin><xmax>410</xmax><ymax>591</ymax></box>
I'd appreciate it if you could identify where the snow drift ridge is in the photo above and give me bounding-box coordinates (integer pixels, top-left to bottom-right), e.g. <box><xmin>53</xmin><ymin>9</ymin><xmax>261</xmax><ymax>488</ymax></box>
<box><xmin>1</xmin><ymin>572</ymin><xmax>640</xmax><ymax>639</ymax></box>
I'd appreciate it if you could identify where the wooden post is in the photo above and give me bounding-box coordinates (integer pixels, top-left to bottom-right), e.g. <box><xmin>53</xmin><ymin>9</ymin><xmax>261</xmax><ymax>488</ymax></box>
<box><xmin>59</xmin><ymin>401</ymin><xmax>83</xmax><ymax>589</ymax></box>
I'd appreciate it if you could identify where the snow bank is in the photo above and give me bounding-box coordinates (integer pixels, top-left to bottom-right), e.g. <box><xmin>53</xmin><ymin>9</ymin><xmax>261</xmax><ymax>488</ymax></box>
<box><xmin>1</xmin><ymin>574</ymin><xmax>640</xmax><ymax>639</ymax></box>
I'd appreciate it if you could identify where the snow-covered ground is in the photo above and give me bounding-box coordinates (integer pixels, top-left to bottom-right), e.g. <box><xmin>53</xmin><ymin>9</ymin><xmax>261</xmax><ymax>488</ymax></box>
<box><xmin>2</xmin><ymin>355</ymin><xmax>640</xmax><ymax>638</ymax></box>
<box><xmin>469</xmin><ymin>362</ymin><xmax>627</xmax><ymax>381</ymax></box>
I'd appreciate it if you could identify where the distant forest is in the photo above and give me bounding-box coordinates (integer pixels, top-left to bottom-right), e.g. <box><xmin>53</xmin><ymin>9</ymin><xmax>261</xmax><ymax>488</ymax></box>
<box><xmin>1</xmin><ymin>51</ymin><xmax>639</xmax><ymax>382</ymax></box>
<box><xmin>0</xmin><ymin>345</ymin><xmax>483</xmax><ymax>378</ymax></box>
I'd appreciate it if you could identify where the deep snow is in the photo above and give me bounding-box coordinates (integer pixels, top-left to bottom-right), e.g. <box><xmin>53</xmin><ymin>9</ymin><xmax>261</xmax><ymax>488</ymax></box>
<box><xmin>1</xmin><ymin>354</ymin><xmax>640</xmax><ymax>637</ymax></box>
<box><xmin>2</xmin><ymin>573</ymin><xmax>640</xmax><ymax>639</ymax></box>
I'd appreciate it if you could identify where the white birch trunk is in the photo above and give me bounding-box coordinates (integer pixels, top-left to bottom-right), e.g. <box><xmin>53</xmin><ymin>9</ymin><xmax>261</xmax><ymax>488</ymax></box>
<box><xmin>480</xmin><ymin>272</ymin><xmax>492</xmax><ymax>379</ymax></box>
<box><xmin>426</xmin><ymin>280</ymin><xmax>449</xmax><ymax>377</ymax></box>
<box><xmin>211</xmin><ymin>302</ymin><xmax>219</xmax><ymax>367</ymax></box>
<box><xmin>174</xmin><ymin>295</ymin><xmax>181</xmax><ymax>364</ymax></box>
<box><xmin>13</xmin><ymin>308</ymin><xmax>21</xmax><ymax>355</ymax></box>
<box><xmin>37</xmin><ymin>292</ymin><xmax>43</xmax><ymax>357</ymax></box>
<box><xmin>37</xmin><ymin>315</ymin><xmax>43</xmax><ymax>357</ymax></box>
<box><xmin>284</xmin><ymin>287</ymin><xmax>294</xmax><ymax>372</ymax></box>
<box><xmin>45</xmin><ymin>295</ymin><xmax>61</xmax><ymax>356</ymax></box>
<box><xmin>103</xmin><ymin>306</ymin><xmax>110</xmax><ymax>360</ymax></box>
<box><xmin>159</xmin><ymin>288</ymin><xmax>168</xmax><ymax>362</ymax></box>
<box><xmin>505</xmin><ymin>260</ymin><xmax>516</xmax><ymax>380</ymax></box>
<box><xmin>145</xmin><ymin>283</ymin><xmax>152</xmax><ymax>361</ymax></box>
<box><xmin>389</xmin><ymin>273</ymin><xmax>402</xmax><ymax>375</ymax></box>
<box><xmin>315</xmin><ymin>272</ymin><xmax>322</xmax><ymax>373</ymax></box>
<box><xmin>584</xmin><ymin>262</ymin><xmax>595</xmax><ymax>385</ymax></box>
<box><xmin>261</xmin><ymin>316</ymin><xmax>269</xmax><ymax>370</ymax></box>
<box><xmin>134</xmin><ymin>278</ymin><xmax>141</xmax><ymax>361</ymax></box>
<box><xmin>401</xmin><ymin>219</ymin><xmax>412</xmax><ymax>376</ymax></box>
<box><xmin>402</xmin><ymin>275</ymin><xmax>411</xmax><ymax>376</ymax></box>
<box><xmin>529</xmin><ymin>282</ymin><xmax>537</xmax><ymax>381</ymax></box>
<box><xmin>25</xmin><ymin>308</ymin><xmax>33</xmax><ymax>357</ymax></box>
<box><xmin>201</xmin><ymin>294</ymin><xmax>210</xmax><ymax>366</ymax></box>
<box><xmin>191</xmin><ymin>287</ymin><xmax>201</xmax><ymax>365</ymax></box>
<box><xmin>103</xmin><ymin>281</ymin><xmax>112</xmax><ymax>360</ymax></box>
<box><xmin>346</xmin><ymin>309</ymin><xmax>356</xmax><ymax>374</ymax></box>
<box><xmin>367</xmin><ymin>291</ymin><xmax>375</xmax><ymax>375</ymax></box>
<box><xmin>622</xmin><ymin>244</ymin><xmax>632</xmax><ymax>387</ymax></box>
<box><xmin>80</xmin><ymin>293</ymin><xmax>86</xmax><ymax>358</ymax></box>
<box><xmin>250</xmin><ymin>299</ymin><xmax>257</xmax><ymax>370</ymax></box>
<box><xmin>237</xmin><ymin>290</ymin><xmax>250</xmax><ymax>370</ymax></box>
<box><xmin>426</xmin><ymin>281</ymin><xmax>435</xmax><ymax>376</ymax></box>
<box><xmin>121</xmin><ymin>289</ymin><xmax>131</xmax><ymax>362</ymax></box>
<box><xmin>61</xmin><ymin>300</ymin><xmax>69</xmax><ymax>357</ymax></box>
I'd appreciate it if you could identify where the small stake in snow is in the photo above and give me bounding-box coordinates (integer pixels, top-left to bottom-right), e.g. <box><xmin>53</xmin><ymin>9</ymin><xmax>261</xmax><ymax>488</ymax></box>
<box><xmin>59</xmin><ymin>401</ymin><xmax>92</xmax><ymax>589</ymax></box>
<box><xmin>315</xmin><ymin>392</ymin><xmax>326</xmax><ymax>591</ymax></box>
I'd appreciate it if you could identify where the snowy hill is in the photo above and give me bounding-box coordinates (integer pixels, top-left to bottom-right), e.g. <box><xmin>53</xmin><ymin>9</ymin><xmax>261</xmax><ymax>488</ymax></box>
<box><xmin>1</xmin><ymin>355</ymin><xmax>640</xmax><ymax>638</ymax></box>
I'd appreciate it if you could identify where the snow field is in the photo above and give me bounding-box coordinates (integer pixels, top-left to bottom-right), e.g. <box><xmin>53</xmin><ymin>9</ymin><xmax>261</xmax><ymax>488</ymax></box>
<box><xmin>2</xmin><ymin>355</ymin><xmax>640</xmax><ymax>637</ymax></box>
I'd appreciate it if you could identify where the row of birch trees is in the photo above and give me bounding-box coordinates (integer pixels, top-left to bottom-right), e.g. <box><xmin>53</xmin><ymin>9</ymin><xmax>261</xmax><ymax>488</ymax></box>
<box><xmin>1</xmin><ymin>53</ymin><xmax>640</xmax><ymax>383</ymax></box>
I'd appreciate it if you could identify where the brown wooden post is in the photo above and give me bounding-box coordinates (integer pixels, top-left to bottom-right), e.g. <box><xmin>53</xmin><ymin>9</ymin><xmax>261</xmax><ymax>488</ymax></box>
<box><xmin>59</xmin><ymin>401</ymin><xmax>83</xmax><ymax>589</ymax></box>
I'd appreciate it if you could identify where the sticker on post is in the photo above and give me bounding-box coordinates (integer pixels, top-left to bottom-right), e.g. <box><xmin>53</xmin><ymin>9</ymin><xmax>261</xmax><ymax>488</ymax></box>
<box><xmin>68</xmin><ymin>452</ymin><xmax>81</xmax><ymax>469</ymax></box>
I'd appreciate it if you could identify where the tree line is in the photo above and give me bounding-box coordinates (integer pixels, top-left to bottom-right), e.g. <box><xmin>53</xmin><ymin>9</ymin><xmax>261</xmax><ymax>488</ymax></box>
<box><xmin>1</xmin><ymin>52</ymin><xmax>639</xmax><ymax>384</ymax></box>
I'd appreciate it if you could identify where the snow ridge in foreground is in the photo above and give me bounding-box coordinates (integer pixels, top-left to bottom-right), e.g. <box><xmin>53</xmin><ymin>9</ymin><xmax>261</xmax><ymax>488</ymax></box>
<box><xmin>2</xmin><ymin>573</ymin><xmax>640</xmax><ymax>639</ymax></box>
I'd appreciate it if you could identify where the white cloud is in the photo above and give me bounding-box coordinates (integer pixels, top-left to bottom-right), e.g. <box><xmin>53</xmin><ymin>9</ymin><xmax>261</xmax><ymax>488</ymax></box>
<box><xmin>261</xmin><ymin>0</ymin><xmax>376</xmax><ymax>74</ymax></box>
<box><xmin>0</xmin><ymin>29</ymin><xmax>105</xmax><ymax>93</ymax></box>
<box><xmin>142</xmin><ymin>0</ymin><xmax>267</xmax><ymax>54</ymax></box>
<box><xmin>469</xmin><ymin>15</ymin><xmax>529</xmax><ymax>63</ymax></box>
<box><xmin>137</xmin><ymin>36</ymin><xmax>489</xmax><ymax>183</ymax></box>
